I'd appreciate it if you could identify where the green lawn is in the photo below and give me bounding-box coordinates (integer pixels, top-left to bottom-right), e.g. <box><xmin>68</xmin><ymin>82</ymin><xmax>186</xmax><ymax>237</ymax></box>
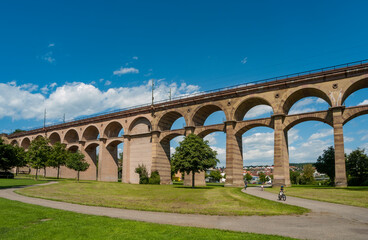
<box><xmin>0</xmin><ymin>197</ymin><xmax>297</xmax><ymax>240</ymax></box>
<box><xmin>17</xmin><ymin>180</ymin><xmax>308</xmax><ymax>216</ymax></box>
<box><xmin>0</xmin><ymin>178</ymin><xmax>48</xmax><ymax>189</ymax></box>
<box><xmin>266</xmin><ymin>185</ymin><xmax>368</xmax><ymax>208</ymax></box>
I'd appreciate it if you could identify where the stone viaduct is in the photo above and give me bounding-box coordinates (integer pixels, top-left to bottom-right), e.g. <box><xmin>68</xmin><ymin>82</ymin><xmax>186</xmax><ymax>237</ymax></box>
<box><xmin>4</xmin><ymin>61</ymin><xmax>368</xmax><ymax>187</ymax></box>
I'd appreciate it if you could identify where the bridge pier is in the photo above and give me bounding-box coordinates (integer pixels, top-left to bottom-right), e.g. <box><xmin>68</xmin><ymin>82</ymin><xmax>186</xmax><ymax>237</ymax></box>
<box><xmin>332</xmin><ymin>107</ymin><xmax>347</xmax><ymax>187</ymax></box>
<box><xmin>273</xmin><ymin>115</ymin><xmax>291</xmax><ymax>187</ymax></box>
<box><xmin>224</xmin><ymin>121</ymin><xmax>243</xmax><ymax>187</ymax></box>
<box><xmin>98</xmin><ymin>138</ymin><xmax>118</xmax><ymax>182</ymax></box>
<box><xmin>79</xmin><ymin>141</ymin><xmax>97</xmax><ymax>181</ymax></box>
<box><xmin>151</xmin><ymin>131</ymin><xmax>172</xmax><ymax>184</ymax></box>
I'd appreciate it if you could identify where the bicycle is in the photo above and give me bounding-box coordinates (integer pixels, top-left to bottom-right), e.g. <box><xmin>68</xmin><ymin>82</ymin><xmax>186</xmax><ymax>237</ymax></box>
<box><xmin>278</xmin><ymin>191</ymin><xmax>286</xmax><ymax>201</ymax></box>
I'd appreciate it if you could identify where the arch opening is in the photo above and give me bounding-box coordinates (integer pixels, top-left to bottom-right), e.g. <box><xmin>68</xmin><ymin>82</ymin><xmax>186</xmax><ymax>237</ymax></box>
<box><xmin>343</xmin><ymin>114</ymin><xmax>368</xmax><ymax>158</ymax></box>
<box><xmin>288</xmin><ymin>97</ymin><xmax>329</xmax><ymax>115</ymax></box>
<box><xmin>344</xmin><ymin>88</ymin><xmax>368</xmax><ymax>107</ymax></box>
<box><xmin>158</xmin><ymin>111</ymin><xmax>186</xmax><ymax>131</ymax></box>
<box><xmin>342</xmin><ymin>77</ymin><xmax>368</xmax><ymax>105</ymax></box>
<box><xmin>235</xmin><ymin>98</ymin><xmax>273</xmax><ymax>121</ymax></box>
<box><xmin>68</xmin><ymin>145</ymin><xmax>79</xmax><ymax>153</ymax></box>
<box><xmin>49</xmin><ymin>132</ymin><xmax>61</xmax><ymax>145</ymax></box>
<box><xmin>104</xmin><ymin>121</ymin><xmax>123</xmax><ymax>138</ymax></box>
<box><xmin>193</xmin><ymin>105</ymin><xmax>226</xmax><ymax>126</ymax></box>
<box><xmin>283</xmin><ymin>88</ymin><xmax>331</xmax><ymax>115</ymax></box>
<box><xmin>83</xmin><ymin>126</ymin><xmax>100</xmax><ymax>141</ymax></box>
<box><xmin>64</xmin><ymin>129</ymin><xmax>79</xmax><ymax>144</ymax></box>
<box><xmin>21</xmin><ymin>138</ymin><xmax>31</xmax><ymax>149</ymax></box>
<box><xmin>10</xmin><ymin>140</ymin><xmax>19</xmax><ymax>146</ymax></box>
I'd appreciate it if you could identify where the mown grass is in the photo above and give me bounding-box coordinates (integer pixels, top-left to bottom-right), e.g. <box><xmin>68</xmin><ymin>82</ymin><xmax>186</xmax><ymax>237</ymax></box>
<box><xmin>0</xmin><ymin>197</ymin><xmax>296</xmax><ymax>240</ymax></box>
<box><xmin>0</xmin><ymin>178</ymin><xmax>48</xmax><ymax>189</ymax></box>
<box><xmin>266</xmin><ymin>185</ymin><xmax>368</xmax><ymax>208</ymax></box>
<box><xmin>17</xmin><ymin>180</ymin><xmax>308</xmax><ymax>216</ymax></box>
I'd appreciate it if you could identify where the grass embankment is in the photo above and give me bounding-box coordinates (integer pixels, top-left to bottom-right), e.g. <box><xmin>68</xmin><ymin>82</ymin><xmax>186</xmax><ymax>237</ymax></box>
<box><xmin>0</xmin><ymin>178</ymin><xmax>48</xmax><ymax>189</ymax></box>
<box><xmin>0</xmin><ymin>197</ymin><xmax>296</xmax><ymax>240</ymax></box>
<box><xmin>266</xmin><ymin>185</ymin><xmax>368</xmax><ymax>208</ymax></box>
<box><xmin>17</xmin><ymin>180</ymin><xmax>308</xmax><ymax>216</ymax></box>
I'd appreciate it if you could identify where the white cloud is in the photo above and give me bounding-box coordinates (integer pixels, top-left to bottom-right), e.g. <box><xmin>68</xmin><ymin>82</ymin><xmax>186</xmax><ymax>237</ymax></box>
<box><xmin>241</xmin><ymin>57</ymin><xmax>248</xmax><ymax>64</ymax></box>
<box><xmin>104</xmin><ymin>80</ymin><xmax>112</xmax><ymax>86</ymax></box>
<box><xmin>244</xmin><ymin>105</ymin><xmax>273</xmax><ymax>119</ymax></box>
<box><xmin>0</xmin><ymin>80</ymin><xmax>200</xmax><ymax>122</ymax></box>
<box><xmin>344</xmin><ymin>137</ymin><xmax>354</xmax><ymax>143</ymax></box>
<box><xmin>358</xmin><ymin>99</ymin><xmax>368</xmax><ymax>106</ymax></box>
<box><xmin>309</xmin><ymin>129</ymin><xmax>333</xmax><ymax>140</ymax></box>
<box><xmin>48</xmin><ymin>43</ymin><xmax>55</xmax><ymax>47</ymax></box>
<box><xmin>50</xmin><ymin>83</ymin><xmax>57</xmax><ymax>88</ymax></box>
<box><xmin>20</xmin><ymin>83</ymin><xmax>38</xmax><ymax>92</ymax></box>
<box><xmin>288</xmin><ymin>97</ymin><xmax>328</xmax><ymax>115</ymax></box>
<box><xmin>204</xmin><ymin>133</ymin><xmax>217</xmax><ymax>145</ymax></box>
<box><xmin>41</xmin><ymin>85</ymin><xmax>49</xmax><ymax>94</ymax></box>
<box><xmin>113</xmin><ymin>67</ymin><xmax>139</xmax><ymax>75</ymax></box>
<box><xmin>243</xmin><ymin>132</ymin><xmax>274</xmax><ymax>165</ymax></box>
<box><xmin>132</xmin><ymin>56</ymin><xmax>138</xmax><ymax>60</ymax></box>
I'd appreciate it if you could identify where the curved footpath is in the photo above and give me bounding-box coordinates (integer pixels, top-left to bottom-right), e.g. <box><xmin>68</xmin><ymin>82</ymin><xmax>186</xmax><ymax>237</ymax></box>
<box><xmin>1</xmin><ymin>183</ymin><xmax>368</xmax><ymax>240</ymax></box>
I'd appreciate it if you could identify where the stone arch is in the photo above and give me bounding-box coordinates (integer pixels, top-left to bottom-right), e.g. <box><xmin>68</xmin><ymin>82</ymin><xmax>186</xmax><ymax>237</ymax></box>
<box><xmin>343</xmin><ymin>106</ymin><xmax>368</xmax><ymax>125</ymax></box>
<box><xmin>68</xmin><ymin>145</ymin><xmax>79</xmax><ymax>153</ymax></box>
<box><xmin>284</xmin><ymin>113</ymin><xmax>333</xmax><ymax>132</ymax></box>
<box><xmin>157</xmin><ymin>111</ymin><xmax>187</xmax><ymax>131</ymax></box>
<box><xmin>10</xmin><ymin>139</ymin><xmax>19</xmax><ymax>146</ymax></box>
<box><xmin>235</xmin><ymin>122</ymin><xmax>274</xmax><ymax>137</ymax></box>
<box><xmin>48</xmin><ymin>132</ymin><xmax>61</xmax><ymax>145</ymax></box>
<box><xmin>103</xmin><ymin>121</ymin><xmax>124</xmax><ymax>138</ymax></box>
<box><xmin>129</xmin><ymin>117</ymin><xmax>151</xmax><ymax>134</ymax></box>
<box><xmin>341</xmin><ymin>76</ymin><xmax>368</xmax><ymax>106</ymax></box>
<box><xmin>35</xmin><ymin>135</ymin><xmax>44</xmax><ymax>140</ymax></box>
<box><xmin>64</xmin><ymin>129</ymin><xmax>79</xmax><ymax>144</ymax></box>
<box><xmin>281</xmin><ymin>87</ymin><xmax>332</xmax><ymax>115</ymax></box>
<box><xmin>233</xmin><ymin>96</ymin><xmax>274</xmax><ymax>121</ymax></box>
<box><xmin>20</xmin><ymin>137</ymin><xmax>31</xmax><ymax>149</ymax></box>
<box><xmin>191</xmin><ymin>103</ymin><xmax>228</xmax><ymax>126</ymax></box>
<box><xmin>82</xmin><ymin>125</ymin><xmax>100</xmax><ymax>141</ymax></box>
<box><xmin>160</xmin><ymin>132</ymin><xmax>184</xmax><ymax>144</ymax></box>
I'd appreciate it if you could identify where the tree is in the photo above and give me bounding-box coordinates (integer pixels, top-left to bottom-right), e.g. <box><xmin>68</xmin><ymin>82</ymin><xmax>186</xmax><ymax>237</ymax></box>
<box><xmin>118</xmin><ymin>152</ymin><xmax>123</xmax><ymax>179</ymax></box>
<box><xmin>12</xmin><ymin>129</ymin><xmax>25</xmax><ymax>134</ymax></box>
<box><xmin>346</xmin><ymin>148</ymin><xmax>368</xmax><ymax>186</ymax></box>
<box><xmin>0</xmin><ymin>138</ymin><xmax>17</xmax><ymax>172</ymax></box>
<box><xmin>244</xmin><ymin>172</ymin><xmax>252</xmax><ymax>182</ymax></box>
<box><xmin>66</xmin><ymin>151</ymin><xmax>89</xmax><ymax>181</ymax></box>
<box><xmin>259</xmin><ymin>172</ymin><xmax>267</xmax><ymax>183</ymax></box>
<box><xmin>315</xmin><ymin>146</ymin><xmax>335</xmax><ymax>184</ymax></box>
<box><xmin>301</xmin><ymin>164</ymin><xmax>315</xmax><ymax>184</ymax></box>
<box><xmin>209</xmin><ymin>169</ymin><xmax>222</xmax><ymax>182</ymax></box>
<box><xmin>48</xmin><ymin>142</ymin><xmax>68</xmax><ymax>179</ymax></box>
<box><xmin>171</xmin><ymin>134</ymin><xmax>219</xmax><ymax>188</ymax></box>
<box><xmin>26</xmin><ymin>137</ymin><xmax>51</xmax><ymax>180</ymax></box>
<box><xmin>290</xmin><ymin>170</ymin><xmax>301</xmax><ymax>185</ymax></box>
<box><xmin>13</xmin><ymin>145</ymin><xmax>27</xmax><ymax>175</ymax></box>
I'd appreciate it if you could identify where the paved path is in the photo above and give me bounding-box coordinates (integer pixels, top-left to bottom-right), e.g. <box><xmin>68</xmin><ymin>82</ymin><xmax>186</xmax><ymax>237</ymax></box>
<box><xmin>1</xmin><ymin>183</ymin><xmax>368</xmax><ymax>240</ymax></box>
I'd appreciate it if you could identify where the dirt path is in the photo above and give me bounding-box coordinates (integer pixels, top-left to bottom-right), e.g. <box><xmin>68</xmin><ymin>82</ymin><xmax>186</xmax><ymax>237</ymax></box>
<box><xmin>1</xmin><ymin>183</ymin><xmax>368</xmax><ymax>240</ymax></box>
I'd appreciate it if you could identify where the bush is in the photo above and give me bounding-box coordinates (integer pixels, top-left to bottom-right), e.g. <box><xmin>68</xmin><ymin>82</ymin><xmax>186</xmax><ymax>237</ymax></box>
<box><xmin>149</xmin><ymin>171</ymin><xmax>160</xmax><ymax>184</ymax></box>
<box><xmin>135</xmin><ymin>164</ymin><xmax>149</xmax><ymax>184</ymax></box>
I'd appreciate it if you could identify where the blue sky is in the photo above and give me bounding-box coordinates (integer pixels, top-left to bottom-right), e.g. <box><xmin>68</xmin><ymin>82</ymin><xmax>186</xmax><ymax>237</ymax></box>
<box><xmin>1</xmin><ymin>0</ymin><xmax>368</xmax><ymax>166</ymax></box>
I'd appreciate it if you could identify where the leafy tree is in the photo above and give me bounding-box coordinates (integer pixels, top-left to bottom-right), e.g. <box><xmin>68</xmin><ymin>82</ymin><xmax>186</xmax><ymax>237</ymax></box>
<box><xmin>244</xmin><ymin>172</ymin><xmax>252</xmax><ymax>182</ymax></box>
<box><xmin>66</xmin><ymin>151</ymin><xmax>89</xmax><ymax>181</ymax></box>
<box><xmin>48</xmin><ymin>142</ymin><xmax>68</xmax><ymax>179</ymax></box>
<box><xmin>118</xmin><ymin>152</ymin><xmax>123</xmax><ymax>179</ymax></box>
<box><xmin>135</xmin><ymin>164</ymin><xmax>149</xmax><ymax>184</ymax></box>
<box><xmin>26</xmin><ymin>137</ymin><xmax>51</xmax><ymax>180</ymax></box>
<box><xmin>315</xmin><ymin>146</ymin><xmax>335</xmax><ymax>184</ymax></box>
<box><xmin>209</xmin><ymin>169</ymin><xmax>222</xmax><ymax>182</ymax></box>
<box><xmin>301</xmin><ymin>164</ymin><xmax>315</xmax><ymax>184</ymax></box>
<box><xmin>171</xmin><ymin>134</ymin><xmax>219</xmax><ymax>188</ymax></box>
<box><xmin>259</xmin><ymin>172</ymin><xmax>267</xmax><ymax>183</ymax></box>
<box><xmin>0</xmin><ymin>138</ymin><xmax>17</xmax><ymax>172</ymax></box>
<box><xmin>290</xmin><ymin>170</ymin><xmax>301</xmax><ymax>185</ymax></box>
<box><xmin>13</xmin><ymin>145</ymin><xmax>27</xmax><ymax>175</ymax></box>
<box><xmin>346</xmin><ymin>148</ymin><xmax>368</xmax><ymax>186</ymax></box>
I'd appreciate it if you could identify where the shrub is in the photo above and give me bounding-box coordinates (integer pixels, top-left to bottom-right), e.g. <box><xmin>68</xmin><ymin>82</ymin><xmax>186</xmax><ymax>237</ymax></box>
<box><xmin>135</xmin><ymin>164</ymin><xmax>149</xmax><ymax>184</ymax></box>
<box><xmin>149</xmin><ymin>171</ymin><xmax>160</xmax><ymax>184</ymax></box>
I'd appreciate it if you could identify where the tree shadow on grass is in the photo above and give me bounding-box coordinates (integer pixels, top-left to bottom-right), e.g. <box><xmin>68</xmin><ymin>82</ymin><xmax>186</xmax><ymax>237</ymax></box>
<box><xmin>174</xmin><ymin>186</ymin><xmax>215</xmax><ymax>190</ymax></box>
